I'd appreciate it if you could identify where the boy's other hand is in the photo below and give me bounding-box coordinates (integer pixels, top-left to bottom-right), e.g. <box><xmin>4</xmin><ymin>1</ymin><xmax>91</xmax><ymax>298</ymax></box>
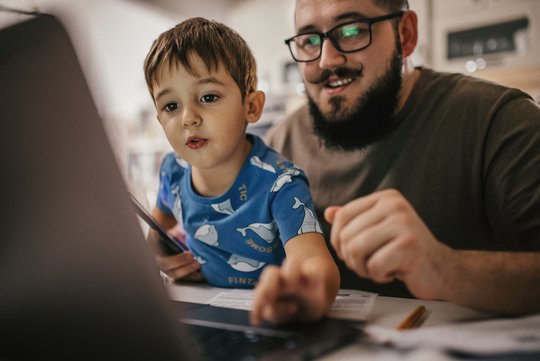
<box><xmin>147</xmin><ymin>226</ymin><xmax>203</xmax><ymax>283</ymax></box>
<box><xmin>157</xmin><ymin>251</ymin><xmax>204</xmax><ymax>283</ymax></box>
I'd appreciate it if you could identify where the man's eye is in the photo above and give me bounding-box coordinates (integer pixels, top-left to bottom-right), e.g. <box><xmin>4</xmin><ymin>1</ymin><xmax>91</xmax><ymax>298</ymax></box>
<box><xmin>303</xmin><ymin>34</ymin><xmax>321</xmax><ymax>47</ymax></box>
<box><xmin>339</xmin><ymin>24</ymin><xmax>366</xmax><ymax>38</ymax></box>
<box><xmin>308</xmin><ymin>35</ymin><xmax>321</xmax><ymax>46</ymax></box>
<box><xmin>163</xmin><ymin>102</ymin><xmax>178</xmax><ymax>112</ymax></box>
<box><xmin>201</xmin><ymin>94</ymin><xmax>219</xmax><ymax>103</ymax></box>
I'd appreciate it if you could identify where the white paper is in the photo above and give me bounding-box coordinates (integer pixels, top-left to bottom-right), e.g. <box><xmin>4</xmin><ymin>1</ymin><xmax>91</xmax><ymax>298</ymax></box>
<box><xmin>208</xmin><ymin>289</ymin><xmax>377</xmax><ymax>320</ymax></box>
<box><xmin>365</xmin><ymin>313</ymin><xmax>540</xmax><ymax>355</ymax></box>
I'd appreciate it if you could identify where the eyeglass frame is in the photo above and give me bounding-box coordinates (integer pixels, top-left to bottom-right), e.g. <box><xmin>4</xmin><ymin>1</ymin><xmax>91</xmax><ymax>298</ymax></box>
<box><xmin>284</xmin><ymin>11</ymin><xmax>404</xmax><ymax>63</ymax></box>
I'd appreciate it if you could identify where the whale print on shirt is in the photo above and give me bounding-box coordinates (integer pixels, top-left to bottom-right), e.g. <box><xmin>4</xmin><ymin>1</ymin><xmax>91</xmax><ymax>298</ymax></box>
<box><xmin>194</xmin><ymin>255</ymin><xmax>207</xmax><ymax>265</ymax></box>
<box><xmin>170</xmin><ymin>184</ymin><xmax>183</xmax><ymax>221</ymax></box>
<box><xmin>250</xmin><ymin>155</ymin><xmax>275</xmax><ymax>173</ymax></box>
<box><xmin>175</xmin><ymin>156</ymin><xmax>188</xmax><ymax>169</ymax></box>
<box><xmin>292</xmin><ymin>197</ymin><xmax>323</xmax><ymax>234</ymax></box>
<box><xmin>270</xmin><ymin>168</ymin><xmax>301</xmax><ymax>192</ymax></box>
<box><xmin>236</xmin><ymin>221</ymin><xmax>277</xmax><ymax>244</ymax></box>
<box><xmin>227</xmin><ymin>254</ymin><xmax>265</xmax><ymax>272</ymax></box>
<box><xmin>211</xmin><ymin>199</ymin><xmax>235</xmax><ymax>215</ymax></box>
<box><xmin>194</xmin><ymin>224</ymin><xmax>219</xmax><ymax>246</ymax></box>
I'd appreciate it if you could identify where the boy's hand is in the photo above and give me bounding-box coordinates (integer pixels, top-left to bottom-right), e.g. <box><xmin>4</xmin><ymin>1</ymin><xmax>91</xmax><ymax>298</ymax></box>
<box><xmin>148</xmin><ymin>226</ymin><xmax>204</xmax><ymax>283</ymax></box>
<box><xmin>156</xmin><ymin>251</ymin><xmax>204</xmax><ymax>283</ymax></box>
<box><xmin>250</xmin><ymin>260</ymin><xmax>328</xmax><ymax>326</ymax></box>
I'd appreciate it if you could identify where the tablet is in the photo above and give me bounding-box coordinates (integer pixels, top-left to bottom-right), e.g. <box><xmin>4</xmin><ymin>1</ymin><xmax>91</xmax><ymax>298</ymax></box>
<box><xmin>129</xmin><ymin>193</ymin><xmax>186</xmax><ymax>254</ymax></box>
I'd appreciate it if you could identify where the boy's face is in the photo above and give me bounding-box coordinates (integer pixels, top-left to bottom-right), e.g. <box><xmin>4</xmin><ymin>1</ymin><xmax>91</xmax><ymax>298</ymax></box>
<box><xmin>152</xmin><ymin>54</ymin><xmax>255</xmax><ymax>172</ymax></box>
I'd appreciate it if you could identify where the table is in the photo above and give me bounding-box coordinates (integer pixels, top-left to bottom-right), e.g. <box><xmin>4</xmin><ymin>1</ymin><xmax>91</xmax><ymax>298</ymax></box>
<box><xmin>166</xmin><ymin>283</ymin><xmax>540</xmax><ymax>360</ymax></box>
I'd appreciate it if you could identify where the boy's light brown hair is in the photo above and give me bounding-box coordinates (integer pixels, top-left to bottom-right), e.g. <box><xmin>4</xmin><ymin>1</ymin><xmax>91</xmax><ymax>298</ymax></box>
<box><xmin>144</xmin><ymin>17</ymin><xmax>257</xmax><ymax>101</ymax></box>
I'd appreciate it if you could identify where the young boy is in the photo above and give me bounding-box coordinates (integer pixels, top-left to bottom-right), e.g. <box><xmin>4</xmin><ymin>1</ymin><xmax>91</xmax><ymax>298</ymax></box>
<box><xmin>143</xmin><ymin>17</ymin><xmax>339</xmax><ymax>324</ymax></box>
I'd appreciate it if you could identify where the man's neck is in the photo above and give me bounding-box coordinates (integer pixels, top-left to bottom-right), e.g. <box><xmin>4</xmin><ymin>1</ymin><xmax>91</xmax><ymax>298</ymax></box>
<box><xmin>396</xmin><ymin>59</ymin><xmax>421</xmax><ymax>113</ymax></box>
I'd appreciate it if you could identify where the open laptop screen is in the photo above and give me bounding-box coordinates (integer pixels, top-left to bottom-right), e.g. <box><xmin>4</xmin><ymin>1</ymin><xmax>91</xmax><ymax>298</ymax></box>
<box><xmin>0</xmin><ymin>13</ymin><xmax>193</xmax><ymax>361</ymax></box>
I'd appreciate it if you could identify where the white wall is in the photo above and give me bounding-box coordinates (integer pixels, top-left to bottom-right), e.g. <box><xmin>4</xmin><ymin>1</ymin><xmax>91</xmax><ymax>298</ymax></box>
<box><xmin>2</xmin><ymin>0</ymin><xmax>184</xmax><ymax>119</ymax></box>
<box><xmin>226</xmin><ymin>0</ymin><xmax>296</xmax><ymax>96</ymax></box>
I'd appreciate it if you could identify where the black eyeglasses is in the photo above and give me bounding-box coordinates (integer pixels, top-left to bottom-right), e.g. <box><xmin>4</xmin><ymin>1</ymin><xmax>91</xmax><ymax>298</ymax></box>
<box><xmin>284</xmin><ymin>11</ymin><xmax>404</xmax><ymax>62</ymax></box>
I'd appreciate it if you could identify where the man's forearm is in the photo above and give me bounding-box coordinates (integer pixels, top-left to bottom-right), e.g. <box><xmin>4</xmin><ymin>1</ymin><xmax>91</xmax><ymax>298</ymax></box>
<box><xmin>443</xmin><ymin>250</ymin><xmax>540</xmax><ymax>315</ymax></box>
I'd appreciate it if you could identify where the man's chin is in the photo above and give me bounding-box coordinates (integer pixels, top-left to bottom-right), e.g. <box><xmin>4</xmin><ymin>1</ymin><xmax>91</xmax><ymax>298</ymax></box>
<box><xmin>309</xmin><ymin>92</ymin><xmax>347</xmax><ymax>117</ymax></box>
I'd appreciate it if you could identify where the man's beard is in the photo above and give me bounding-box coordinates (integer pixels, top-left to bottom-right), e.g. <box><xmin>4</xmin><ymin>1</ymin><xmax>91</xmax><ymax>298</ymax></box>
<box><xmin>307</xmin><ymin>46</ymin><xmax>403</xmax><ymax>152</ymax></box>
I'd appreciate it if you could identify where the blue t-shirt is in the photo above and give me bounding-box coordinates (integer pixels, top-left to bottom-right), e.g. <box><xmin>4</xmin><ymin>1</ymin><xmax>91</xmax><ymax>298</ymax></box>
<box><xmin>156</xmin><ymin>134</ymin><xmax>322</xmax><ymax>288</ymax></box>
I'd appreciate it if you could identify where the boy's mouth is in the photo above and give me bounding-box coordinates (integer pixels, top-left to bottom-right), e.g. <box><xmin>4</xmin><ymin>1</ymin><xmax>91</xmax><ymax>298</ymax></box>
<box><xmin>186</xmin><ymin>136</ymin><xmax>208</xmax><ymax>149</ymax></box>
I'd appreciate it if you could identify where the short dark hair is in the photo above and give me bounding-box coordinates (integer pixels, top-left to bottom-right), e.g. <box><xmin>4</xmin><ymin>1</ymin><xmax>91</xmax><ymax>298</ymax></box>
<box><xmin>143</xmin><ymin>17</ymin><xmax>257</xmax><ymax>101</ymax></box>
<box><xmin>373</xmin><ymin>0</ymin><xmax>409</xmax><ymax>11</ymax></box>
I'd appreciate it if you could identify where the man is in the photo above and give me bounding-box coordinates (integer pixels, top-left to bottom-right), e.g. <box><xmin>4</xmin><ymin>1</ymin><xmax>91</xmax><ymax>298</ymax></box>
<box><xmin>264</xmin><ymin>0</ymin><xmax>540</xmax><ymax>317</ymax></box>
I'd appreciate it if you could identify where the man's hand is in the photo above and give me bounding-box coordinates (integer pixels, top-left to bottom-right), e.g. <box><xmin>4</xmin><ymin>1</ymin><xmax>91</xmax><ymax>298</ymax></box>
<box><xmin>325</xmin><ymin>189</ymin><xmax>452</xmax><ymax>300</ymax></box>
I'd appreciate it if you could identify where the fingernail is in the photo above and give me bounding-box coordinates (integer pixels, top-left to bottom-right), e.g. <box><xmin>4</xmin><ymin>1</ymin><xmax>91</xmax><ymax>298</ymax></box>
<box><xmin>160</xmin><ymin>270</ymin><xmax>174</xmax><ymax>284</ymax></box>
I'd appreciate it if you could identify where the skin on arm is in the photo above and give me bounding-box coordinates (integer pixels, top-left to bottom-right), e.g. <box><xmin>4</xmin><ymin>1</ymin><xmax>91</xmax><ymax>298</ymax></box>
<box><xmin>149</xmin><ymin>207</ymin><xmax>204</xmax><ymax>282</ymax></box>
<box><xmin>250</xmin><ymin>232</ymin><xmax>340</xmax><ymax>326</ymax></box>
<box><xmin>325</xmin><ymin>188</ymin><xmax>540</xmax><ymax>316</ymax></box>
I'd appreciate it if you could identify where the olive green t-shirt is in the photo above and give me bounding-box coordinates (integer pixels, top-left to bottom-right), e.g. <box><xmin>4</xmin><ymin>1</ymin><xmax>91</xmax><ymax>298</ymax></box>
<box><xmin>266</xmin><ymin>68</ymin><xmax>540</xmax><ymax>297</ymax></box>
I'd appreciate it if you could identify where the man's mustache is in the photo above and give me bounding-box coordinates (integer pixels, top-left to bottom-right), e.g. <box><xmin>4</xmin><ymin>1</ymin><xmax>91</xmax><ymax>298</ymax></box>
<box><xmin>311</xmin><ymin>67</ymin><xmax>363</xmax><ymax>84</ymax></box>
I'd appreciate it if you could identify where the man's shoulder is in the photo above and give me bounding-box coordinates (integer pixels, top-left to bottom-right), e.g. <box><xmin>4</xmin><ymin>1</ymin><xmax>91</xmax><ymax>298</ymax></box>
<box><xmin>419</xmin><ymin>67</ymin><xmax>531</xmax><ymax>102</ymax></box>
<box><xmin>409</xmin><ymin>68</ymin><xmax>534</xmax><ymax>124</ymax></box>
<box><xmin>265</xmin><ymin>102</ymin><xmax>311</xmax><ymax>148</ymax></box>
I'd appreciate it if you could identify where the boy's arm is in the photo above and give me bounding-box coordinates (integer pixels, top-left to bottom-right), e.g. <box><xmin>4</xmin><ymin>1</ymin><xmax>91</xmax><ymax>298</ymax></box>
<box><xmin>250</xmin><ymin>232</ymin><xmax>340</xmax><ymax>325</ymax></box>
<box><xmin>149</xmin><ymin>207</ymin><xmax>203</xmax><ymax>282</ymax></box>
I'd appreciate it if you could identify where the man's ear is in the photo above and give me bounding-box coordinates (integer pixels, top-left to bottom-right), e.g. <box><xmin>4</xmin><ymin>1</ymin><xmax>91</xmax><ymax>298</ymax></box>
<box><xmin>399</xmin><ymin>11</ymin><xmax>418</xmax><ymax>58</ymax></box>
<box><xmin>245</xmin><ymin>90</ymin><xmax>266</xmax><ymax>124</ymax></box>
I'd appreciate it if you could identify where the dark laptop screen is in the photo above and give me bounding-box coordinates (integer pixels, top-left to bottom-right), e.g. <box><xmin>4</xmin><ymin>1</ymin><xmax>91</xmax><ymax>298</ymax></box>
<box><xmin>0</xmin><ymin>14</ymin><xmax>193</xmax><ymax>361</ymax></box>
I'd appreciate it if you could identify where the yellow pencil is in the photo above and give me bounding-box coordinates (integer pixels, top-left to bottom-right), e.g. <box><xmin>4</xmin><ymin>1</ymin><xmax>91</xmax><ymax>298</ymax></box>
<box><xmin>396</xmin><ymin>305</ymin><xmax>427</xmax><ymax>331</ymax></box>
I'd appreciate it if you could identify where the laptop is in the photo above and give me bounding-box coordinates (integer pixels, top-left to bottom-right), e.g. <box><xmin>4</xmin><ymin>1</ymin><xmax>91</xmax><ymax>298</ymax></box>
<box><xmin>0</xmin><ymin>13</ymin><xmax>362</xmax><ymax>361</ymax></box>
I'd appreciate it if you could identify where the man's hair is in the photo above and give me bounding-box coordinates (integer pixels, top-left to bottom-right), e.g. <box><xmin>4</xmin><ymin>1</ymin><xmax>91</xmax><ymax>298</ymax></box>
<box><xmin>144</xmin><ymin>17</ymin><xmax>257</xmax><ymax>100</ymax></box>
<box><xmin>373</xmin><ymin>0</ymin><xmax>409</xmax><ymax>11</ymax></box>
<box><xmin>373</xmin><ymin>0</ymin><xmax>409</xmax><ymax>33</ymax></box>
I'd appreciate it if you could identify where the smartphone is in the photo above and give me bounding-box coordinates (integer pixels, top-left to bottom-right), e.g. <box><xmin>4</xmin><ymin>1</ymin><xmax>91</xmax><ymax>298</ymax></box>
<box><xmin>129</xmin><ymin>193</ymin><xmax>186</xmax><ymax>255</ymax></box>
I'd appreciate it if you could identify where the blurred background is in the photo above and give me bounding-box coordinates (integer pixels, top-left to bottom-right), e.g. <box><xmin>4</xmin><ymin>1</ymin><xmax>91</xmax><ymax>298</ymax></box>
<box><xmin>1</xmin><ymin>0</ymin><xmax>540</xmax><ymax>205</ymax></box>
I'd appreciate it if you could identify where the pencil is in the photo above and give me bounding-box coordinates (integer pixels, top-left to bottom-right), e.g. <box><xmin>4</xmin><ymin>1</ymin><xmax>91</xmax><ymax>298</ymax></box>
<box><xmin>396</xmin><ymin>305</ymin><xmax>427</xmax><ymax>331</ymax></box>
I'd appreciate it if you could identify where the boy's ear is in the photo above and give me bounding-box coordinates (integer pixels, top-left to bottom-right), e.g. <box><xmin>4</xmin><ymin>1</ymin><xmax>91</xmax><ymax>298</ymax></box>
<box><xmin>245</xmin><ymin>90</ymin><xmax>265</xmax><ymax>124</ymax></box>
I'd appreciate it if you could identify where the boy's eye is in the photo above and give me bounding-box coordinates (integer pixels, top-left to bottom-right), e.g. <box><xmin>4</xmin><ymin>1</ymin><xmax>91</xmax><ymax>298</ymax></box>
<box><xmin>163</xmin><ymin>102</ymin><xmax>179</xmax><ymax>112</ymax></box>
<box><xmin>200</xmin><ymin>94</ymin><xmax>219</xmax><ymax>103</ymax></box>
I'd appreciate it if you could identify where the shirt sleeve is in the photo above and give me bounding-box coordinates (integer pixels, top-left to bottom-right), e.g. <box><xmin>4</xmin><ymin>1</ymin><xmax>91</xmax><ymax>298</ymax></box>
<box><xmin>269</xmin><ymin>169</ymin><xmax>323</xmax><ymax>245</ymax></box>
<box><xmin>156</xmin><ymin>153</ymin><xmax>176</xmax><ymax>215</ymax></box>
<box><xmin>483</xmin><ymin>96</ymin><xmax>540</xmax><ymax>250</ymax></box>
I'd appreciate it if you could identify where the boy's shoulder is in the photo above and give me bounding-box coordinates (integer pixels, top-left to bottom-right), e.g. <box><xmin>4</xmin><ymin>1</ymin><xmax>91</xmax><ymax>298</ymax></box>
<box><xmin>160</xmin><ymin>152</ymin><xmax>189</xmax><ymax>179</ymax></box>
<box><xmin>249</xmin><ymin>134</ymin><xmax>304</xmax><ymax>177</ymax></box>
<box><xmin>162</xmin><ymin>152</ymin><xmax>188</xmax><ymax>168</ymax></box>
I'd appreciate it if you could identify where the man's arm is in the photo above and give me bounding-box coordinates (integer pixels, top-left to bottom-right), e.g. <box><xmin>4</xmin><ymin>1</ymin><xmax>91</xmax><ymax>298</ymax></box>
<box><xmin>441</xmin><ymin>250</ymin><xmax>540</xmax><ymax>315</ymax></box>
<box><xmin>326</xmin><ymin>189</ymin><xmax>540</xmax><ymax>316</ymax></box>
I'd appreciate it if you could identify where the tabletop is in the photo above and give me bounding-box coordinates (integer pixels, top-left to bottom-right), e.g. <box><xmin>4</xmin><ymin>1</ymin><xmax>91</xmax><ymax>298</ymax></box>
<box><xmin>166</xmin><ymin>283</ymin><xmax>540</xmax><ymax>360</ymax></box>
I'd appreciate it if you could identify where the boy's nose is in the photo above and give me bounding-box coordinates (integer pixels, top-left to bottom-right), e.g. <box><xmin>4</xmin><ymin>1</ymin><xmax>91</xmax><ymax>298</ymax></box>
<box><xmin>181</xmin><ymin>108</ymin><xmax>201</xmax><ymax>127</ymax></box>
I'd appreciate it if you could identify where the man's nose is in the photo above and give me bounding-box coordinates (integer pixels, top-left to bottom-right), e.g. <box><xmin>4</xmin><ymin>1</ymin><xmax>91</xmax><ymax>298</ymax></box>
<box><xmin>318</xmin><ymin>38</ymin><xmax>346</xmax><ymax>69</ymax></box>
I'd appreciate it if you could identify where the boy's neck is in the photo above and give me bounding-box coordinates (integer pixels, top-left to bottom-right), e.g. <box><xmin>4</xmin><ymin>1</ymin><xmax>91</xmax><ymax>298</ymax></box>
<box><xmin>190</xmin><ymin>137</ymin><xmax>253</xmax><ymax>198</ymax></box>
